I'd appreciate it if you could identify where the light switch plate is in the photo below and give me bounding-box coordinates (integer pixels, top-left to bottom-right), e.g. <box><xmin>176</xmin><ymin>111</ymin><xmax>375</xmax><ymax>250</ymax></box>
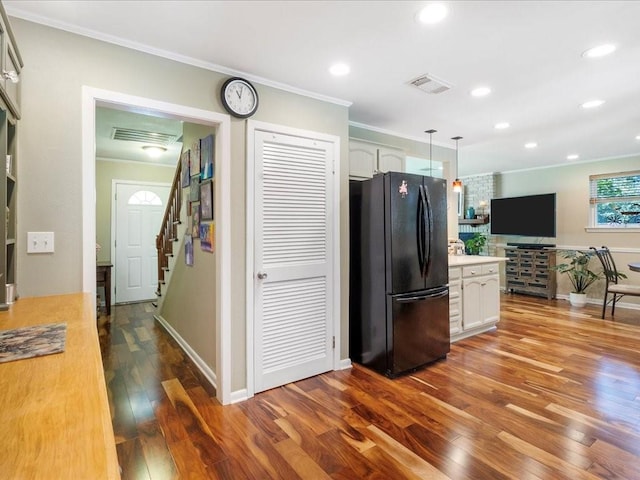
<box><xmin>27</xmin><ymin>232</ymin><xmax>55</xmax><ymax>253</ymax></box>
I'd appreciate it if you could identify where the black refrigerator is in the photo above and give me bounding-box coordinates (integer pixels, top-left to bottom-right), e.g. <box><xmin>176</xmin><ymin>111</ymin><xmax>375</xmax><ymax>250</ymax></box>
<box><xmin>349</xmin><ymin>171</ymin><xmax>450</xmax><ymax>377</ymax></box>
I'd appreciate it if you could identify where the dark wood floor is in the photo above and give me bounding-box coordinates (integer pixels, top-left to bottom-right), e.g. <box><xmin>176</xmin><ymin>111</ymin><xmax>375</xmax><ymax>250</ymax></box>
<box><xmin>99</xmin><ymin>295</ymin><xmax>640</xmax><ymax>479</ymax></box>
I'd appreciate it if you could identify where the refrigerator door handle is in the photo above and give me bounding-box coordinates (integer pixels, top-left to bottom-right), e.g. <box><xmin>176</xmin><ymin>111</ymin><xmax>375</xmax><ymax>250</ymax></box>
<box><xmin>419</xmin><ymin>184</ymin><xmax>430</xmax><ymax>276</ymax></box>
<box><xmin>416</xmin><ymin>185</ymin><xmax>425</xmax><ymax>273</ymax></box>
<box><xmin>396</xmin><ymin>289</ymin><xmax>449</xmax><ymax>303</ymax></box>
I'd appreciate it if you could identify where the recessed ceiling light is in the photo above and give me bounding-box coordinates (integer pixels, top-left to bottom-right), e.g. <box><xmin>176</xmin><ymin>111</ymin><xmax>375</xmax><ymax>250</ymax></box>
<box><xmin>494</xmin><ymin>122</ymin><xmax>510</xmax><ymax>130</ymax></box>
<box><xmin>581</xmin><ymin>99</ymin><xmax>605</xmax><ymax>109</ymax></box>
<box><xmin>329</xmin><ymin>63</ymin><xmax>350</xmax><ymax>76</ymax></box>
<box><xmin>471</xmin><ymin>86</ymin><xmax>491</xmax><ymax>97</ymax></box>
<box><xmin>142</xmin><ymin>145</ymin><xmax>167</xmax><ymax>158</ymax></box>
<box><xmin>636</xmin><ymin>134</ymin><xmax>640</xmax><ymax>140</ymax></box>
<box><xmin>524</xmin><ymin>142</ymin><xmax>538</xmax><ymax>149</ymax></box>
<box><xmin>417</xmin><ymin>3</ymin><xmax>448</xmax><ymax>24</ymax></box>
<box><xmin>582</xmin><ymin>43</ymin><xmax>617</xmax><ymax>58</ymax></box>
<box><xmin>567</xmin><ymin>154</ymin><xmax>579</xmax><ymax>160</ymax></box>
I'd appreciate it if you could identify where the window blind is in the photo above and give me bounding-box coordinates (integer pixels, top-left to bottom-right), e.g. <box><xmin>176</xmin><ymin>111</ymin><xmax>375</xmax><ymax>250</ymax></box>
<box><xmin>589</xmin><ymin>170</ymin><xmax>640</xmax><ymax>204</ymax></box>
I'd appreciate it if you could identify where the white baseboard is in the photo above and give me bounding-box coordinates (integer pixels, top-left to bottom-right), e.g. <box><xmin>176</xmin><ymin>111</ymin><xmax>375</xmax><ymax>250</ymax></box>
<box><xmin>338</xmin><ymin>358</ymin><xmax>352</xmax><ymax>370</ymax></box>
<box><xmin>554</xmin><ymin>294</ymin><xmax>640</xmax><ymax>312</ymax></box>
<box><xmin>154</xmin><ymin>314</ymin><xmax>218</xmax><ymax>390</ymax></box>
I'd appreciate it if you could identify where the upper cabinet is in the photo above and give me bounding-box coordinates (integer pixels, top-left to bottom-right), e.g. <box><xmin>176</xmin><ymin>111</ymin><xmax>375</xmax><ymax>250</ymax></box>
<box><xmin>0</xmin><ymin>5</ymin><xmax>23</xmax><ymax>120</ymax></box>
<box><xmin>349</xmin><ymin>139</ymin><xmax>405</xmax><ymax>180</ymax></box>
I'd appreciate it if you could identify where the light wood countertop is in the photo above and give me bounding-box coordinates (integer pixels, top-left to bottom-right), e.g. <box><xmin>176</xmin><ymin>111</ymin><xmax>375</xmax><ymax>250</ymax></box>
<box><xmin>0</xmin><ymin>293</ymin><xmax>120</xmax><ymax>479</ymax></box>
<box><xmin>448</xmin><ymin>255</ymin><xmax>509</xmax><ymax>267</ymax></box>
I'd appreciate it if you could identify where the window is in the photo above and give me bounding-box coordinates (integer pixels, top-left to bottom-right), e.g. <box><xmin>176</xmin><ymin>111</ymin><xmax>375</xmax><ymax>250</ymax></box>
<box><xmin>128</xmin><ymin>190</ymin><xmax>162</xmax><ymax>206</ymax></box>
<box><xmin>589</xmin><ymin>171</ymin><xmax>640</xmax><ymax>227</ymax></box>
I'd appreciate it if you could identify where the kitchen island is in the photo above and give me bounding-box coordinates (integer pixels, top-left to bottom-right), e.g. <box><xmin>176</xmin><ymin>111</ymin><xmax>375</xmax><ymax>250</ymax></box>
<box><xmin>0</xmin><ymin>293</ymin><xmax>120</xmax><ymax>479</ymax></box>
<box><xmin>449</xmin><ymin>255</ymin><xmax>508</xmax><ymax>342</ymax></box>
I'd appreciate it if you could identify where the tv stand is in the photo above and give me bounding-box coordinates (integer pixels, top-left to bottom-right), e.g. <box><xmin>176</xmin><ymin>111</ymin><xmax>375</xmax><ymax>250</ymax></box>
<box><xmin>507</xmin><ymin>242</ymin><xmax>555</xmax><ymax>250</ymax></box>
<box><xmin>505</xmin><ymin>246</ymin><xmax>556</xmax><ymax>299</ymax></box>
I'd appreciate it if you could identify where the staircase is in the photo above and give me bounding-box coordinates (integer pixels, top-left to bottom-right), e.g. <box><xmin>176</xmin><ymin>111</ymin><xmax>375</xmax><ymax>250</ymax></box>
<box><xmin>155</xmin><ymin>158</ymin><xmax>183</xmax><ymax>298</ymax></box>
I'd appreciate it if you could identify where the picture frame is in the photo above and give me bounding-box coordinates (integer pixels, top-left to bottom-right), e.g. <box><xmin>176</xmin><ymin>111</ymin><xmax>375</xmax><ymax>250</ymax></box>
<box><xmin>184</xmin><ymin>234</ymin><xmax>194</xmax><ymax>266</ymax></box>
<box><xmin>189</xmin><ymin>175</ymin><xmax>200</xmax><ymax>202</ymax></box>
<box><xmin>181</xmin><ymin>150</ymin><xmax>190</xmax><ymax>188</ymax></box>
<box><xmin>191</xmin><ymin>202</ymin><xmax>200</xmax><ymax>237</ymax></box>
<box><xmin>191</xmin><ymin>139</ymin><xmax>201</xmax><ymax>176</ymax></box>
<box><xmin>200</xmin><ymin>134</ymin><xmax>214</xmax><ymax>180</ymax></box>
<box><xmin>200</xmin><ymin>179</ymin><xmax>214</xmax><ymax>221</ymax></box>
<box><xmin>200</xmin><ymin>221</ymin><xmax>214</xmax><ymax>253</ymax></box>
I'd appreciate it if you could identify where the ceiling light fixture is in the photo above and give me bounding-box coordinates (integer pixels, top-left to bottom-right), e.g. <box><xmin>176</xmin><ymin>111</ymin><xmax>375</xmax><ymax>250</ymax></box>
<box><xmin>329</xmin><ymin>63</ymin><xmax>350</xmax><ymax>76</ymax></box>
<box><xmin>142</xmin><ymin>145</ymin><xmax>167</xmax><ymax>158</ymax></box>
<box><xmin>451</xmin><ymin>136</ymin><xmax>463</xmax><ymax>193</ymax></box>
<box><xmin>524</xmin><ymin>142</ymin><xmax>537</xmax><ymax>149</ymax></box>
<box><xmin>582</xmin><ymin>43</ymin><xmax>616</xmax><ymax>58</ymax></box>
<box><xmin>581</xmin><ymin>99</ymin><xmax>605</xmax><ymax>109</ymax></box>
<box><xmin>567</xmin><ymin>154</ymin><xmax>579</xmax><ymax>160</ymax></box>
<box><xmin>471</xmin><ymin>86</ymin><xmax>491</xmax><ymax>97</ymax></box>
<box><xmin>494</xmin><ymin>122</ymin><xmax>510</xmax><ymax>130</ymax></box>
<box><xmin>425</xmin><ymin>129</ymin><xmax>437</xmax><ymax>176</ymax></box>
<box><xmin>635</xmin><ymin>134</ymin><xmax>640</xmax><ymax>140</ymax></box>
<box><xmin>417</xmin><ymin>3</ymin><xmax>448</xmax><ymax>24</ymax></box>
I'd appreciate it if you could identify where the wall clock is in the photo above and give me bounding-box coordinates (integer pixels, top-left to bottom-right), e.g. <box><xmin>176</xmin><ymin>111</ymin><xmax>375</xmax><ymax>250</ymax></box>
<box><xmin>220</xmin><ymin>77</ymin><xmax>259</xmax><ymax>118</ymax></box>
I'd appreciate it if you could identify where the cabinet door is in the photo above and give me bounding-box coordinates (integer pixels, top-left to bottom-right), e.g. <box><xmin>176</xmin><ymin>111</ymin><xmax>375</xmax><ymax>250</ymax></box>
<box><xmin>462</xmin><ymin>276</ymin><xmax>483</xmax><ymax>330</ymax></box>
<box><xmin>449</xmin><ymin>279</ymin><xmax>462</xmax><ymax>335</ymax></box>
<box><xmin>481</xmin><ymin>274</ymin><xmax>500</xmax><ymax>324</ymax></box>
<box><xmin>378</xmin><ymin>147</ymin><xmax>404</xmax><ymax>173</ymax></box>
<box><xmin>349</xmin><ymin>140</ymin><xmax>378</xmax><ymax>179</ymax></box>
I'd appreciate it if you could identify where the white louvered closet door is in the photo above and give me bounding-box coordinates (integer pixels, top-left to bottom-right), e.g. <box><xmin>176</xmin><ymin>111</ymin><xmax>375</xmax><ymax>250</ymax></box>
<box><xmin>254</xmin><ymin>130</ymin><xmax>334</xmax><ymax>393</ymax></box>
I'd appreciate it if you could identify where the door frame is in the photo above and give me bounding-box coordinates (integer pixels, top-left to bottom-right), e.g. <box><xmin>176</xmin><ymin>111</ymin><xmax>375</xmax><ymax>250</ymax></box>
<box><xmin>110</xmin><ymin>179</ymin><xmax>171</xmax><ymax>305</ymax></box>
<box><xmin>81</xmin><ymin>86</ymin><xmax>233</xmax><ymax>405</ymax></box>
<box><xmin>245</xmin><ymin>119</ymin><xmax>341</xmax><ymax>399</ymax></box>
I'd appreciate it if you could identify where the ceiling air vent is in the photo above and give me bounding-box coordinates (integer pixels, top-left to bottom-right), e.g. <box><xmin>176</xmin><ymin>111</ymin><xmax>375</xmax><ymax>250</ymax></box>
<box><xmin>111</xmin><ymin>127</ymin><xmax>178</xmax><ymax>146</ymax></box>
<box><xmin>408</xmin><ymin>73</ymin><xmax>452</xmax><ymax>94</ymax></box>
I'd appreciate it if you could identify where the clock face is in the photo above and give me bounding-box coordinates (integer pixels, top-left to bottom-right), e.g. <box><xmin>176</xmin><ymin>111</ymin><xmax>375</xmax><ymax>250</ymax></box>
<box><xmin>221</xmin><ymin>77</ymin><xmax>259</xmax><ymax>118</ymax></box>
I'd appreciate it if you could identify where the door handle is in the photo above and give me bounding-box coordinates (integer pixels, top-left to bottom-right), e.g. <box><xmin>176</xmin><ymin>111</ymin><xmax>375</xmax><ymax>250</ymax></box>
<box><xmin>257</xmin><ymin>272</ymin><xmax>268</xmax><ymax>280</ymax></box>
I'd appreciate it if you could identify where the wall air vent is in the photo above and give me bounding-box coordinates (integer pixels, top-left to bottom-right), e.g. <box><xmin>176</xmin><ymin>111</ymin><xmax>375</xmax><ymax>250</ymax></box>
<box><xmin>111</xmin><ymin>127</ymin><xmax>178</xmax><ymax>145</ymax></box>
<box><xmin>408</xmin><ymin>73</ymin><xmax>452</xmax><ymax>94</ymax></box>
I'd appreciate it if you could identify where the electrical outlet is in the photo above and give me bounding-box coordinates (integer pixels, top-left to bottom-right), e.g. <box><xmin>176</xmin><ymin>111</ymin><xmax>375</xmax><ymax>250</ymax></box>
<box><xmin>27</xmin><ymin>232</ymin><xmax>55</xmax><ymax>253</ymax></box>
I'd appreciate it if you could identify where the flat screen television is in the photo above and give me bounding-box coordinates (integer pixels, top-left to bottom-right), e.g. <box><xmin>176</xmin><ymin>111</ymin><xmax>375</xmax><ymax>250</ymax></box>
<box><xmin>490</xmin><ymin>193</ymin><xmax>556</xmax><ymax>238</ymax></box>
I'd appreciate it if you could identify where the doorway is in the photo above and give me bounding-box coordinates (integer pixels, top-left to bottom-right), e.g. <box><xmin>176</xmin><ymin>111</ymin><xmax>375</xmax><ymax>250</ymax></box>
<box><xmin>82</xmin><ymin>86</ymin><xmax>232</xmax><ymax>404</ymax></box>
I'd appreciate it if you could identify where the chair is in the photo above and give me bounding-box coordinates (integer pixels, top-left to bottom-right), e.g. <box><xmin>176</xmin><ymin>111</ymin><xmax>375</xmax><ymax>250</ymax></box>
<box><xmin>590</xmin><ymin>246</ymin><xmax>640</xmax><ymax>319</ymax></box>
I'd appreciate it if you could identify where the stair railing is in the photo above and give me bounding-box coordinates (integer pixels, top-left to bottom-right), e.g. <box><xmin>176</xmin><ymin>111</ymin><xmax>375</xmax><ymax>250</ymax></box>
<box><xmin>156</xmin><ymin>157</ymin><xmax>182</xmax><ymax>296</ymax></box>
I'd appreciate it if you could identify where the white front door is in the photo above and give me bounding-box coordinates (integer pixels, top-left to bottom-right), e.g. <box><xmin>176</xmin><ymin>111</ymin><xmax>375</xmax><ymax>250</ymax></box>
<box><xmin>253</xmin><ymin>129</ymin><xmax>336</xmax><ymax>393</ymax></box>
<box><xmin>114</xmin><ymin>182</ymin><xmax>170</xmax><ymax>304</ymax></box>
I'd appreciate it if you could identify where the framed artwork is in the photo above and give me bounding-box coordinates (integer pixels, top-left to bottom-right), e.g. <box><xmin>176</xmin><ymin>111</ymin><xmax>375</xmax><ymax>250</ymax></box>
<box><xmin>189</xmin><ymin>175</ymin><xmax>200</xmax><ymax>202</ymax></box>
<box><xmin>200</xmin><ymin>179</ymin><xmax>214</xmax><ymax>221</ymax></box>
<box><xmin>191</xmin><ymin>203</ymin><xmax>200</xmax><ymax>237</ymax></box>
<box><xmin>200</xmin><ymin>221</ymin><xmax>214</xmax><ymax>253</ymax></box>
<box><xmin>200</xmin><ymin>134</ymin><xmax>214</xmax><ymax>180</ymax></box>
<box><xmin>181</xmin><ymin>150</ymin><xmax>190</xmax><ymax>188</ymax></box>
<box><xmin>184</xmin><ymin>234</ymin><xmax>194</xmax><ymax>266</ymax></box>
<box><xmin>191</xmin><ymin>139</ymin><xmax>201</xmax><ymax>176</ymax></box>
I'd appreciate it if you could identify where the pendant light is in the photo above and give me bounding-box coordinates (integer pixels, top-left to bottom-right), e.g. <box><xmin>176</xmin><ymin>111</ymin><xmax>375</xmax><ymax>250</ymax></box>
<box><xmin>451</xmin><ymin>136</ymin><xmax>463</xmax><ymax>192</ymax></box>
<box><xmin>424</xmin><ymin>129</ymin><xmax>437</xmax><ymax>176</ymax></box>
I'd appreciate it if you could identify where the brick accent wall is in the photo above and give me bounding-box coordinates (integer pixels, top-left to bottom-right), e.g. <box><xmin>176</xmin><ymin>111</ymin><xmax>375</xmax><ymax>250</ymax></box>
<box><xmin>458</xmin><ymin>174</ymin><xmax>496</xmax><ymax>255</ymax></box>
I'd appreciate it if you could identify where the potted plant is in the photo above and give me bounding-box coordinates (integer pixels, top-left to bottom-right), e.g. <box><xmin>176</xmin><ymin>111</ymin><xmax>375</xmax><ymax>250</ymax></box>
<box><xmin>464</xmin><ymin>232</ymin><xmax>487</xmax><ymax>256</ymax></box>
<box><xmin>552</xmin><ymin>250</ymin><xmax>602</xmax><ymax>307</ymax></box>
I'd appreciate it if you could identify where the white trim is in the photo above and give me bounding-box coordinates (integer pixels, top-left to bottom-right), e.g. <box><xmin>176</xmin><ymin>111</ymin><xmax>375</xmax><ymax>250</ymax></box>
<box><xmin>154</xmin><ymin>314</ymin><xmax>217</xmax><ymax>387</ymax></box>
<box><xmin>7</xmin><ymin>6</ymin><xmax>351</xmax><ymax>108</ymax></box>
<box><xmin>585</xmin><ymin>227</ymin><xmax>640</xmax><ymax>233</ymax></box>
<box><xmin>110</xmin><ymin>179</ymin><xmax>171</xmax><ymax>307</ymax></box>
<box><xmin>554</xmin><ymin>294</ymin><xmax>640</xmax><ymax>313</ymax></box>
<box><xmin>349</xmin><ymin>121</ymin><xmax>455</xmax><ymax>149</ymax></box>
<box><xmin>230</xmin><ymin>389</ymin><xmax>250</xmax><ymax>404</ymax></box>
<box><xmin>338</xmin><ymin>358</ymin><xmax>353</xmax><ymax>370</ymax></box>
<box><xmin>245</xmin><ymin>119</ymin><xmax>341</xmax><ymax>400</ymax></box>
<box><xmin>82</xmin><ymin>86</ymin><xmax>233</xmax><ymax>405</ymax></box>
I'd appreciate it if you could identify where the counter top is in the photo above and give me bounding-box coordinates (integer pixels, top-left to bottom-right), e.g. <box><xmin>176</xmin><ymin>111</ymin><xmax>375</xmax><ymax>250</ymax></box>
<box><xmin>448</xmin><ymin>255</ymin><xmax>509</xmax><ymax>267</ymax></box>
<box><xmin>0</xmin><ymin>293</ymin><xmax>120</xmax><ymax>479</ymax></box>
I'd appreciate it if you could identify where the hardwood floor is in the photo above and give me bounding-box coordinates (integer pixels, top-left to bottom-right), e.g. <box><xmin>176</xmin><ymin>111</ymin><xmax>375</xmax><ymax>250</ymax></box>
<box><xmin>99</xmin><ymin>296</ymin><xmax>640</xmax><ymax>479</ymax></box>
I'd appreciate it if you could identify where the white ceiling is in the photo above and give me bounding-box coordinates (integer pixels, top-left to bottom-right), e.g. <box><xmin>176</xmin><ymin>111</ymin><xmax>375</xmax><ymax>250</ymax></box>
<box><xmin>6</xmin><ymin>1</ymin><xmax>640</xmax><ymax>175</ymax></box>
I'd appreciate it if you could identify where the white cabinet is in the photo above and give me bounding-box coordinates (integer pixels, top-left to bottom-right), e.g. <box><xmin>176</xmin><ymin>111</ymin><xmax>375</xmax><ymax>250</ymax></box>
<box><xmin>448</xmin><ymin>267</ymin><xmax>462</xmax><ymax>335</ymax></box>
<box><xmin>349</xmin><ymin>139</ymin><xmax>404</xmax><ymax>179</ymax></box>
<box><xmin>449</xmin><ymin>261</ymin><xmax>501</xmax><ymax>342</ymax></box>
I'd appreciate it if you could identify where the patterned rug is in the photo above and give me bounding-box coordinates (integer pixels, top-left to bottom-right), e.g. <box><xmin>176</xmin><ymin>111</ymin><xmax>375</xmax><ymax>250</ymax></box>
<box><xmin>0</xmin><ymin>323</ymin><xmax>67</xmax><ymax>363</ymax></box>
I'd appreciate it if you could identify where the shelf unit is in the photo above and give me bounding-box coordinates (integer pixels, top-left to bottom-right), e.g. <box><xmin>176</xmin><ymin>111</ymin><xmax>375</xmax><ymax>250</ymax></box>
<box><xmin>0</xmin><ymin>4</ymin><xmax>22</xmax><ymax>310</ymax></box>
<box><xmin>505</xmin><ymin>247</ymin><xmax>556</xmax><ymax>300</ymax></box>
<box><xmin>458</xmin><ymin>215</ymin><xmax>490</xmax><ymax>226</ymax></box>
